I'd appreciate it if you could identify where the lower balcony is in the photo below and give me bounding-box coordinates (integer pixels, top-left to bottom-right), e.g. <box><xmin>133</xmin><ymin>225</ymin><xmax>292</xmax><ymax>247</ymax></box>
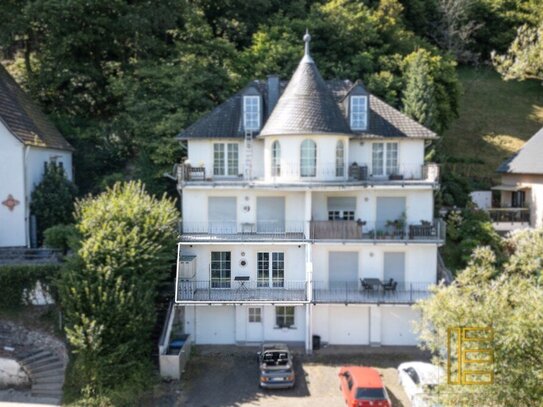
<box><xmin>312</xmin><ymin>281</ymin><xmax>432</xmax><ymax>304</ymax></box>
<box><xmin>176</xmin><ymin>280</ymin><xmax>308</xmax><ymax>303</ymax></box>
<box><xmin>488</xmin><ymin>208</ymin><xmax>531</xmax><ymax>233</ymax></box>
<box><xmin>180</xmin><ymin>221</ymin><xmax>306</xmax><ymax>242</ymax></box>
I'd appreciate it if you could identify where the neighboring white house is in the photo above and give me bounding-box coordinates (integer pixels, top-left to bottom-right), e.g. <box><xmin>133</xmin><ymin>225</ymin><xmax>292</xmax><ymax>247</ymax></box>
<box><xmin>173</xmin><ymin>33</ymin><xmax>444</xmax><ymax>352</ymax></box>
<box><xmin>0</xmin><ymin>65</ymin><xmax>74</xmax><ymax>248</ymax></box>
<box><xmin>486</xmin><ymin>127</ymin><xmax>543</xmax><ymax>233</ymax></box>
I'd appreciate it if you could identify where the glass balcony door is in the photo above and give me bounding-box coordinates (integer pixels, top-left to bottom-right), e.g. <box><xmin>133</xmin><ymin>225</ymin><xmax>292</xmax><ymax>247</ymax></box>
<box><xmin>257</xmin><ymin>252</ymin><xmax>284</xmax><ymax>288</ymax></box>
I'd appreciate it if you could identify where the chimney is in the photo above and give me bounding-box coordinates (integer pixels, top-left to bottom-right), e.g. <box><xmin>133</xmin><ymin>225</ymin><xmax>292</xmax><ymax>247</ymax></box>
<box><xmin>267</xmin><ymin>75</ymin><xmax>280</xmax><ymax>117</ymax></box>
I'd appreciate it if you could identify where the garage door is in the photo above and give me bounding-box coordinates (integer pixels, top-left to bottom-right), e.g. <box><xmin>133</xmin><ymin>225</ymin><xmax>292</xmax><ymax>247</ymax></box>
<box><xmin>195</xmin><ymin>306</ymin><xmax>235</xmax><ymax>344</ymax></box>
<box><xmin>381</xmin><ymin>307</ymin><xmax>420</xmax><ymax>345</ymax></box>
<box><xmin>257</xmin><ymin>197</ymin><xmax>285</xmax><ymax>233</ymax></box>
<box><xmin>329</xmin><ymin>306</ymin><xmax>369</xmax><ymax>345</ymax></box>
<box><xmin>208</xmin><ymin>197</ymin><xmax>237</xmax><ymax>233</ymax></box>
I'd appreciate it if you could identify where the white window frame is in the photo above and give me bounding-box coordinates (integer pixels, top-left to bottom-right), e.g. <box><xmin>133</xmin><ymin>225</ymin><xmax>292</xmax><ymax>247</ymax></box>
<box><xmin>210</xmin><ymin>251</ymin><xmax>231</xmax><ymax>288</ymax></box>
<box><xmin>335</xmin><ymin>140</ymin><xmax>345</xmax><ymax>177</ymax></box>
<box><xmin>248</xmin><ymin>307</ymin><xmax>262</xmax><ymax>323</ymax></box>
<box><xmin>213</xmin><ymin>143</ymin><xmax>238</xmax><ymax>176</ymax></box>
<box><xmin>300</xmin><ymin>139</ymin><xmax>317</xmax><ymax>177</ymax></box>
<box><xmin>257</xmin><ymin>252</ymin><xmax>284</xmax><ymax>288</ymax></box>
<box><xmin>275</xmin><ymin>306</ymin><xmax>295</xmax><ymax>329</ymax></box>
<box><xmin>244</xmin><ymin>95</ymin><xmax>260</xmax><ymax>131</ymax></box>
<box><xmin>350</xmin><ymin>95</ymin><xmax>368</xmax><ymax>131</ymax></box>
<box><xmin>372</xmin><ymin>142</ymin><xmax>398</xmax><ymax>176</ymax></box>
<box><xmin>271</xmin><ymin>140</ymin><xmax>281</xmax><ymax>177</ymax></box>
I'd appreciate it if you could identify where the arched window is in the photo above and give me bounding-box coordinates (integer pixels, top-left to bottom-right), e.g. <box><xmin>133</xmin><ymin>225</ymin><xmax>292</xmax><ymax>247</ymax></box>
<box><xmin>300</xmin><ymin>140</ymin><xmax>317</xmax><ymax>177</ymax></box>
<box><xmin>271</xmin><ymin>141</ymin><xmax>281</xmax><ymax>176</ymax></box>
<box><xmin>335</xmin><ymin>140</ymin><xmax>345</xmax><ymax>177</ymax></box>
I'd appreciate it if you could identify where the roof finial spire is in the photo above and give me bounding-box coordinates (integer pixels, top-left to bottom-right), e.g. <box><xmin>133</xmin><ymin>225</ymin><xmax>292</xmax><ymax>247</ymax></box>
<box><xmin>303</xmin><ymin>29</ymin><xmax>311</xmax><ymax>56</ymax></box>
<box><xmin>302</xmin><ymin>29</ymin><xmax>314</xmax><ymax>63</ymax></box>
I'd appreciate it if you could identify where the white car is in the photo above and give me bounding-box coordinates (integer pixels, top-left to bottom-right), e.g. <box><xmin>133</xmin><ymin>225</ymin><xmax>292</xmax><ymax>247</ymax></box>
<box><xmin>398</xmin><ymin>362</ymin><xmax>444</xmax><ymax>407</ymax></box>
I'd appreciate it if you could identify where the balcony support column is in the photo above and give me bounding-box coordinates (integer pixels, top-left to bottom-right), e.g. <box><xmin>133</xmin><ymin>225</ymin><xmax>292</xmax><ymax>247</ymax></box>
<box><xmin>369</xmin><ymin>306</ymin><xmax>381</xmax><ymax>347</ymax></box>
<box><xmin>305</xmin><ymin>304</ymin><xmax>313</xmax><ymax>354</ymax></box>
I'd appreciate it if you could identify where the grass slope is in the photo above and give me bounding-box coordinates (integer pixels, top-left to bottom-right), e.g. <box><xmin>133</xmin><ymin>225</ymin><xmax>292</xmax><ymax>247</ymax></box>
<box><xmin>441</xmin><ymin>67</ymin><xmax>543</xmax><ymax>181</ymax></box>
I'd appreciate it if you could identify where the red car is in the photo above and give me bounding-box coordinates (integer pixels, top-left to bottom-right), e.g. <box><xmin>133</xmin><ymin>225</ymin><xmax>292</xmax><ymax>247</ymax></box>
<box><xmin>338</xmin><ymin>366</ymin><xmax>392</xmax><ymax>407</ymax></box>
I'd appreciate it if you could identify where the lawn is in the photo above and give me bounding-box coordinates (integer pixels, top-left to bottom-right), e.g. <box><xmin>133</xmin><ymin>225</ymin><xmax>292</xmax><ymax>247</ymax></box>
<box><xmin>441</xmin><ymin>67</ymin><xmax>543</xmax><ymax>182</ymax></box>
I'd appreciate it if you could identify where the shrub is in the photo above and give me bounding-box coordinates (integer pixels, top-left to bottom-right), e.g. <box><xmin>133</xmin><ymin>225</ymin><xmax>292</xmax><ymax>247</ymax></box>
<box><xmin>43</xmin><ymin>224</ymin><xmax>80</xmax><ymax>254</ymax></box>
<box><xmin>0</xmin><ymin>264</ymin><xmax>61</xmax><ymax>309</ymax></box>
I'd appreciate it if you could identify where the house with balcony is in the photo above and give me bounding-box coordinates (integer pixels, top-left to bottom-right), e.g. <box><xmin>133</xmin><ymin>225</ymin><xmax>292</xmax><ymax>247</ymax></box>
<box><xmin>171</xmin><ymin>33</ymin><xmax>444</xmax><ymax>352</ymax></box>
<box><xmin>488</xmin><ymin>127</ymin><xmax>543</xmax><ymax>232</ymax></box>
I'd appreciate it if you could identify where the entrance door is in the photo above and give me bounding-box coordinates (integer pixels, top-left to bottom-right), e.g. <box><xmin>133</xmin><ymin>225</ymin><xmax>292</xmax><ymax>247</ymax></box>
<box><xmin>246</xmin><ymin>307</ymin><xmax>263</xmax><ymax>342</ymax></box>
<box><xmin>376</xmin><ymin>197</ymin><xmax>406</xmax><ymax>230</ymax></box>
<box><xmin>208</xmin><ymin>197</ymin><xmax>237</xmax><ymax>233</ymax></box>
<box><xmin>257</xmin><ymin>197</ymin><xmax>285</xmax><ymax>233</ymax></box>
<box><xmin>384</xmin><ymin>252</ymin><xmax>405</xmax><ymax>285</ymax></box>
<box><xmin>328</xmin><ymin>251</ymin><xmax>358</xmax><ymax>288</ymax></box>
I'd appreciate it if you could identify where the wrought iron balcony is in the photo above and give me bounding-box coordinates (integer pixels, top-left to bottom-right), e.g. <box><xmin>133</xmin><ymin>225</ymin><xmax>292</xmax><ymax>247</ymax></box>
<box><xmin>488</xmin><ymin>208</ymin><xmax>530</xmax><ymax>223</ymax></box>
<box><xmin>176</xmin><ymin>280</ymin><xmax>308</xmax><ymax>303</ymax></box>
<box><xmin>179</xmin><ymin>221</ymin><xmax>306</xmax><ymax>242</ymax></box>
<box><xmin>313</xmin><ymin>281</ymin><xmax>433</xmax><ymax>304</ymax></box>
<box><xmin>309</xmin><ymin>219</ymin><xmax>445</xmax><ymax>242</ymax></box>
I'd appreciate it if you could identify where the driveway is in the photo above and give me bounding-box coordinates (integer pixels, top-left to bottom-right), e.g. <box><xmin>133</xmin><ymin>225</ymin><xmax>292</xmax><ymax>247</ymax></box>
<box><xmin>178</xmin><ymin>345</ymin><xmax>430</xmax><ymax>407</ymax></box>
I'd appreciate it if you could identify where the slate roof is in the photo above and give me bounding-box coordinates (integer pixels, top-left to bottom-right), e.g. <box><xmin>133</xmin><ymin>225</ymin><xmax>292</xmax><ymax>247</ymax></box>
<box><xmin>0</xmin><ymin>64</ymin><xmax>73</xmax><ymax>151</ymax></box>
<box><xmin>497</xmin><ymin>127</ymin><xmax>543</xmax><ymax>175</ymax></box>
<box><xmin>177</xmin><ymin>37</ymin><xmax>436</xmax><ymax>141</ymax></box>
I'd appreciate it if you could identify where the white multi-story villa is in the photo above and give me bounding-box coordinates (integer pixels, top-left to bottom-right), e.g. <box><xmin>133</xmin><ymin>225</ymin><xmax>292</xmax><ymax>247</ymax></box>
<box><xmin>173</xmin><ymin>34</ymin><xmax>444</xmax><ymax>352</ymax></box>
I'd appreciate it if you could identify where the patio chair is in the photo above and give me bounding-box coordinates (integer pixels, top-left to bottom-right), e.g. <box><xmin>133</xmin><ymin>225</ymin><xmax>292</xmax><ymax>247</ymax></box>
<box><xmin>360</xmin><ymin>278</ymin><xmax>373</xmax><ymax>290</ymax></box>
<box><xmin>383</xmin><ymin>279</ymin><xmax>398</xmax><ymax>292</ymax></box>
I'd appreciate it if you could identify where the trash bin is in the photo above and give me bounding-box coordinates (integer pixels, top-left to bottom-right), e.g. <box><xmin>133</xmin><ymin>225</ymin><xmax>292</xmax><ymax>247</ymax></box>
<box><xmin>312</xmin><ymin>335</ymin><xmax>321</xmax><ymax>351</ymax></box>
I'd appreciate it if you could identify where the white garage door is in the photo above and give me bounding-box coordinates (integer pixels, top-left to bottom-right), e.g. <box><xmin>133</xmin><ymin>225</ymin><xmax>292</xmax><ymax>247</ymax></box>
<box><xmin>381</xmin><ymin>307</ymin><xmax>420</xmax><ymax>345</ymax></box>
<box><xmin>196</xmin><ymin>306</ymin><xmax>235</xmax><ymax>344</ymax></box>
<box><xmin>329</xmin><ymin>306</ymin><xmax>369</xmax><ymax>345</ymax></box>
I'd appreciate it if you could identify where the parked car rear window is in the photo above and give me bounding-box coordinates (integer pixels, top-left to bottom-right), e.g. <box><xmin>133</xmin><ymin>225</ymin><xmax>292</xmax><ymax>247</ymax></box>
<box><xmin>355</xmin><ymin>388</ymin><xmax>386</xmax><ymax>400</ymax></box>
<box><xmin>405</xmin><ymin>367</ymin><xmax>420</xmax><ymax>385</ymax></box>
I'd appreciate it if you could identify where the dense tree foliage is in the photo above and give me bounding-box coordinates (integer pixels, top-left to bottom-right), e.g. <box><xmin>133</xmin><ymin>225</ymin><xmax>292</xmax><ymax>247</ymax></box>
<box><xmin>0</xmin><ymin>0</ymin><xmax>462</xmax><ymax>195</ymax></box>
<box><xmin>58</xmin><ymin>181</ymin><xmax>178</xmax><ymax>404</ymax></box>
<box><xmin>30</xmin><ymin>162</ymin><xmax>77</xmax><ymax>244</ymax></box>
<box><xmin>416</xmin><ymin>229</ymin><xmax>543</xmax><ymax>406</ymax></box>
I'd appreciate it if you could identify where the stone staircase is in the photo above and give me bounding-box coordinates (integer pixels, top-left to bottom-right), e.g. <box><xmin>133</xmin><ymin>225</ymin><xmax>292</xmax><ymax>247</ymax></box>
<box><xmin>19</xmin><ymin>350</ymin><xmax>65</xmax><ymax>400</ymax></box>
<box><xmin>0</xmin><ymin>247</ymin><xmax>61</xmax><ymax>265</ymax></box>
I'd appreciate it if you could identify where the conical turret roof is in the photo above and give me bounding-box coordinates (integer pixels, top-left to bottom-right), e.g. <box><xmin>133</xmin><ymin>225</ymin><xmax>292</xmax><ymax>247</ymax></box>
<box><xmin>259</xmin><ymin>32</ymin><xmax>350</xmax><ymax>137</ymax></box>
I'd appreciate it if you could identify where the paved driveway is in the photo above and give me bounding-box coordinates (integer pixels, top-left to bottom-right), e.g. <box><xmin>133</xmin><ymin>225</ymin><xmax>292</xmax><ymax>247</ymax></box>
<box><xmin>178</xmin><ymin>346</ymin><xmax>430</xmax><ymax>407</ymax></box>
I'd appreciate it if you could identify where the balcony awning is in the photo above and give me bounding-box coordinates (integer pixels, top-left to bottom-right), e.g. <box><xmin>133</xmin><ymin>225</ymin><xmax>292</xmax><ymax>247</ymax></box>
<box><xmin>491</xmin><ymin>184</ymin><xmax>528</xmax><ymax>191</ymax></box>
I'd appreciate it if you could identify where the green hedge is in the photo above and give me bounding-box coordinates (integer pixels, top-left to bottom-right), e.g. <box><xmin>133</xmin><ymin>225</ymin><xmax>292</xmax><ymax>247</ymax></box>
<box><xmin>0</xmin><ymin>264</ymin><xmax>61</xmax><ymax>309</ymax></box>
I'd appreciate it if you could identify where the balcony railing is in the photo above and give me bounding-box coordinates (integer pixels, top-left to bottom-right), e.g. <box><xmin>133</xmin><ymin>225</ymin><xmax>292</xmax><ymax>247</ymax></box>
<box><xmin>310</xmin><ymin>219</ymin><xmax>445</xmax><ymax>242</ymax></box>
<box><xmin>313</xmin><ymin>281</ymin><xmax>432</xmax><ymax>304</ymax></box>
<box><xmin>176</xmin><ymin>162</ymin><xmax>439</xmax><ymax>184</ymax></box>
<box><xmin>177</xmin><ymin>280</ymin><xmax>308</xmax><ymax>302</ymax></box>
<box><xmin>488</xmin><ymin>208</ymin><xmax>530</xmax><ymax>223</ymax></box>
<box><xmin>179</xmin><ymin>221</ymin><xmax>306</xmax><ymax>241</ymax></box>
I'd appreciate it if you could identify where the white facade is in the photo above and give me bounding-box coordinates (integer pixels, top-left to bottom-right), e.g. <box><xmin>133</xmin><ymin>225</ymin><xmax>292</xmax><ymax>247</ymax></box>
<box><xmin>0</xmin><ymin>120</ymin><xmax>72</xmax><ymax>247</ymax></box>
<box><xmin>176</xmin><ymin>135</ymin><xmax>443</xmax><ymax>351</ymax></box>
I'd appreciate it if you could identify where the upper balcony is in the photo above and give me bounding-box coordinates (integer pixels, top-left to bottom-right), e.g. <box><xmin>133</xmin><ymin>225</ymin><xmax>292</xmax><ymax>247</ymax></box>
<box><xmin>487</xmin><ymin>207</ymin><xmax>531</xmax><ymax>233</ymax></box>
<box><xmin>176</xmin><ymin>161</ymin><xmax>439</xmax><ymax>188</ymax></box>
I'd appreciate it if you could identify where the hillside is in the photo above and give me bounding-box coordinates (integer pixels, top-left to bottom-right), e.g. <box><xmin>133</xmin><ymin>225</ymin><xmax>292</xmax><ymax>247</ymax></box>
<box><xmin>441</xmin><ymin>67</ymin><xmax>543</xmax><ymax>183</ymax></box>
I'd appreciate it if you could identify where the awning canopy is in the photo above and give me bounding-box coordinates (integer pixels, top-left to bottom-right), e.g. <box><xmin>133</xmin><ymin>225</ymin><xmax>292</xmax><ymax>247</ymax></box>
<box><xmin>491</xmin><ymin>185</ymin><xmax>529</xmax><ymax>191</ymax></box>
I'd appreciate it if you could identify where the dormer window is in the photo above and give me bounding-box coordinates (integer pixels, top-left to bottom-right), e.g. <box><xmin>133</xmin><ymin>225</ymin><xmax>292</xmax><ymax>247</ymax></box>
<box><xmin>350</xmin><ymin>95</ymin><xmax>368</xmax><ymax>131</ymax></box>
<box><xmin>244</xmin><ymin>95</ymin><xmax>260</xmax><ymax>131</ymax></box>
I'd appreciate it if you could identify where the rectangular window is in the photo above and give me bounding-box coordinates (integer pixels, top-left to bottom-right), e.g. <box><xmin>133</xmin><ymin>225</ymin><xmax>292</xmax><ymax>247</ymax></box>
<box><xmin>372</xmin><ymin>143</ymin><xmax>384</xmax><ymax>176</ymax></box>
<box><xmin>213</xmin><ymin>143</ymin><xmax>238</xmax><ymax>176</ymax></box>
<box><xmin>211</xmin><ymin>251</ymin><xmax>231</xmax><ymax>288</ymax></box>
<box><xmin>257</xmin><ymin>252</ymin><xmax>284</xmax><ymax>287</ymax></box>
<box><xmin>248</xmin><ymin>307</ymin><xmax>262</xmax><ymax>323</ymax></box>
<box><xmin>350</xmin><ymin>95</ymin><xmax>368</xmax><ymax>130</ymax></box>
<box><xmin>328</xmin><ymin>211</ymin><xmax>355</xmax><ymax>220</ymax></box>
<box><xmin>372</xmin><ymin>142</ymin><xmax>398</xmax><ymax>176</ymax></box>
<box><xmin>275</xmin><ymin>306</ymin><xmax>295</xmax><ymax>328</ymax></box>
<box><xmin>244</xmin><ymin>96</ymin><xmax>260</xmax><ymax>131</ymax></box>
<box><xmin>511</xmin><ymin>191</ymin><xmax>526</xmax><ymax>208</ymax></box>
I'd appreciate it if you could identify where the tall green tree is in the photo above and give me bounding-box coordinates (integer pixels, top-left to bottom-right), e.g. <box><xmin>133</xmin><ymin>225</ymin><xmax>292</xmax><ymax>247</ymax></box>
<box><xmin>402</xmin><ymin>49</ymin><xmax>437</xmax><ymax>131</ymax></box>
<box><xmin>416</xmin><ymin>229</ymin><xmax>543</xmax><ymax>406</ymax></box>
<box><xmin>30</xmin><ymin>162</ymin><xmax>77</xmax><ymax>244</ymax></box>
<box><xmin>58</xmin><ymin>181</ymin><xmax>178</xmax><ymax>403</ymax></box>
